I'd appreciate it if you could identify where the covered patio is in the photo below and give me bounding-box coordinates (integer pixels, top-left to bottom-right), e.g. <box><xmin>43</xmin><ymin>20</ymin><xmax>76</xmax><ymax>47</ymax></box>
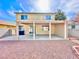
<box><xmin>16</xmin><ymin>20</ymin><xmax>67</xmax><ymax>40</ymax></box>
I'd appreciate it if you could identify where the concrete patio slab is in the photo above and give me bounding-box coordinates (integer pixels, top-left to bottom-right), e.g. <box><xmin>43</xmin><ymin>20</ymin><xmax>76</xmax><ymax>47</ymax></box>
<box><xmin>0</xmin><ymin>35</ymin><xmax>64</xmax><ymax>40</ymax></box>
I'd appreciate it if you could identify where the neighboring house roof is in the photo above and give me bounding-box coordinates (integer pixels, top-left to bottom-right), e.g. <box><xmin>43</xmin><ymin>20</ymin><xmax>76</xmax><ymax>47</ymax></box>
<box><xmin>73</xmin><ymin>14</ymin><xmax>79</xmax><ymax>23</ymax></box>
<box><xmin>74</xmin><ymin>20</ymin><xmax>79</xmax><ymax>23</ymax></box>
<box><xmin>0</xmin><ymin>20</ymin><xmax>16</xmax><ymax>26</ymax></box>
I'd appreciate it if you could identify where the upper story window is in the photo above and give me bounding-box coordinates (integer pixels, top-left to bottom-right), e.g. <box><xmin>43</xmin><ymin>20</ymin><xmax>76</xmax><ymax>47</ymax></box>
<box><xmin>21</xmin><ymin>15</ymin><xmax>28</xmax><ymax>20</ymax></box>
<box><xmin>45</xmin><ymin>15</ymin><xmax>52</xmax><ymax>20</ymax></box>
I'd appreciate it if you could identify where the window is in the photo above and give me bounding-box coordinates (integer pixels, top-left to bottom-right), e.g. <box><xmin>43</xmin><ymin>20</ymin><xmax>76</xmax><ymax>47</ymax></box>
<box><xmin>45</xmin><ymin>15</ymin><xmax>52</xmax><ymax>20</ymax></box>
<box><xmin>29</xmin><ymin>25</ymin><xmax>33</xmax><ymax>34</ymax></box>
<box><xmin>72</xmin><ymin>25</ymin><xmax>75</xmax><ymax>29</ymax></box>
<box><xmin>19</xmin><ymin>26</ymin><xmax>25</xmax><ymax>35</ymax></box>
<box><xmin>42</xmin><ymin>26</ymin><xmax>49</xmax><ymax>31</ymax></box>
<box><xmin>21</xmin><ymin>15</ymin><xmax>28</xmax><ymax>20</ymax></box>
<box><xmin>19</xmin><ymin>26</ymin><xmax>24</xmax><ymax>31</ymax></box>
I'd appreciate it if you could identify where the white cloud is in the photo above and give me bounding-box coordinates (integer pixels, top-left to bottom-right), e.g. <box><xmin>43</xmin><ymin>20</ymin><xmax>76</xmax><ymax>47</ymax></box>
<box><xmin>65</xmin><ymin>1</ymin><xmax>77</xmax><ymax>9</ymax></box>
<box><xmin>30</xmin><ymin>8</ymin><xmax>35</xmax><ymax>12</ymax></box>
<box><xmin>56</xmin><ymin>0</ymin><xmax>79</xmax><ymax>15</ymax></box>
<box><xmin>8</xmin><ymin>10</ymin><xmax>15</xmax><ymax>16</ymax></box>
<box><xmin>30</xmin><ymin>0</ymin><xmax>79</xmax><ymax>13</ymax></box>
<box><xmin>34</xmin><ymin>0</ymin><xmax>51</xmax><ymax>12</ymax></box>
<box><xmin>7</xmin><ymin>6</ymin><xmax>17</xmax><ymax>16</ymax></box>
<box><xmin>18</xmin><ymin>10</ymin><xmax>23</xmax><ymax>12</ymax></box>
<box><xmin>63</xmin><ymin>0</ymin><xmax>79</xmax><ymax>12</ymax></box>
<box><xmin>7</xmin><ymin>5</ymin><xmax>24</xmax><ymax>16</ymax></box>
<box><xmin>20</xmin><ymin>3</ymin><xmax>26</xmax><ymax>11</ymax></box>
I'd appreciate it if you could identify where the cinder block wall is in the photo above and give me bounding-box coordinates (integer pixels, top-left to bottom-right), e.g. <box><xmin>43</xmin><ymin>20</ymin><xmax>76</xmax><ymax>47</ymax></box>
<box><xmin>69</xmin><ymin>29</ymin><xmax>79</xmax><ymax>38</ymax></box>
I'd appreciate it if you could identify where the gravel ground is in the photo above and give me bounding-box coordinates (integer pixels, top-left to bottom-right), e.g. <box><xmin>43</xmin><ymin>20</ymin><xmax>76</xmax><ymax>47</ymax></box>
<box><xmin>0</xmin><ymin>40</ymin><xmax>78</xmax><ymax>59</ymax></box>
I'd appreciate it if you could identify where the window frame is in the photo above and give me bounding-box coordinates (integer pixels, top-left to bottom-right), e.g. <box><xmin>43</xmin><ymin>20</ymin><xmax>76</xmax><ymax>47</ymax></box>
<box><xmin>42</xmin><ymin>26</ymin><xmax>49</xmax><ymax>32</ymax></box>
<box><xmin>21</xmin><ymin>15</ymin><xmax>28</xmax><ymax>20</ymax></box>
<box><xmin>44</xmin><ymin>15</ymin><xmax>52</xmax><ymax>20</ymax></box>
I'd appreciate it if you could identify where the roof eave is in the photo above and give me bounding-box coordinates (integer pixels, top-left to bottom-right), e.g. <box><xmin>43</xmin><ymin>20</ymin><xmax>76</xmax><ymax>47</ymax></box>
<box><xmin>14</xmin><ymin>12</ymin><xmax>56</xmax><ymax>14</ymax></box>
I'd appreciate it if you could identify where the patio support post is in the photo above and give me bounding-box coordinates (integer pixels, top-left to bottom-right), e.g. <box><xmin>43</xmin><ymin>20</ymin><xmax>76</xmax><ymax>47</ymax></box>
<box><xmin>25</xmin><ymin>25</ymin><xmax>28</xmax><ymax>40</ymax></box>
<box><xmin>33</xmin><ymin>22</ymin><xmax>35</xmax><ymax>40</ymax></box>
<box><xmin>64</xmin><ymin>21</ymin><xmax>67</xmax><ymax>39</ymax></box>
<box><xmin>16</xmin><ymin>21</ymin><xmax>19</xmax><ymax>40</ymax></box>
<box><xmin>49</xmin><ymin>22</ymin><xmax>51</xmax><ymax>40</ymax></box>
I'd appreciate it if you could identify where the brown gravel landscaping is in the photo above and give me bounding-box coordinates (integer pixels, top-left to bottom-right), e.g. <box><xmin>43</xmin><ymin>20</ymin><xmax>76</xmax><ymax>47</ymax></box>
<box><xmin>0</xmin><ymin>40</ymin><xmax>78</xmax><ymax>59</ymax></box>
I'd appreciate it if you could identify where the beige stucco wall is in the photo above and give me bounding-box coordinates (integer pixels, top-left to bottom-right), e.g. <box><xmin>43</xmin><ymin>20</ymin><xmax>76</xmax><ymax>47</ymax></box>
<box><xmin>54</xmin><ymin>23</ymin><xmax>64</xmax><ymax>37</ymax></box>
<box><xmin>0</xmin><ymin>25</ymin><xmax>8</xmax><ymax>28</ymax></box>
<box><xmin>0</xmin><ymin>25</ymin><xmax>16</xmax><ymax>35</ymax></box>
<box><xmin>23</xmin><ymin>23</ymin><xmax>64</xmax><ymax>37</ymax></box>
<box><xmin>35</xmin><ymin>24</ymin><xmax>49</xmax><ymax>35</ymax></box>
<box><xmin>11</xmin><ymin>29</ymin><xmax>16</xmax><ymax>35</ymax></box>
<box><xmin>23</xmin><ymin>24</ymin><xmax>30</xmax><ymax>35</ymax></box>
<box><xmin>0</xmin><ymin>25</ymin><xmax>15</xmax><ymax>28</ymax></box>
<box><xmin>16</xmin><ymin>13</ymin><xmax>55</xmax><ymax>21</ymax></box>
<box><xmin>51</xmin><ymin>24</ymin><xmax>55</xmax><ymax>35</ymax></box>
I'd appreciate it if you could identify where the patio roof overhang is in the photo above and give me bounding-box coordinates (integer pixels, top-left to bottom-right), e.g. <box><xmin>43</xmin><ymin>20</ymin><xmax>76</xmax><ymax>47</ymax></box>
<box><xmin>17</xmin><ymin>20</ymin><xmax>65</xmax><ymax>24</ymax></box>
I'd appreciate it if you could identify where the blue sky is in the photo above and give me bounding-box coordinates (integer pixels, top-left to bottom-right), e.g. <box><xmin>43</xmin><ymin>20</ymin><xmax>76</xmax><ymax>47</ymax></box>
<box><xmin>0</xmin><ymin>0</ymin><xmax>79</xmax><ymax>24</ymax></box>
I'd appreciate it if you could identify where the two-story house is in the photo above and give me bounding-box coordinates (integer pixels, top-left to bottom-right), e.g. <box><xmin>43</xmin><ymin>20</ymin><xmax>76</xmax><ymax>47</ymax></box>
<box><xmin>15</xmin><ymin>12</ymin><xmax>68</xmax><ymax>40</ymax></box>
